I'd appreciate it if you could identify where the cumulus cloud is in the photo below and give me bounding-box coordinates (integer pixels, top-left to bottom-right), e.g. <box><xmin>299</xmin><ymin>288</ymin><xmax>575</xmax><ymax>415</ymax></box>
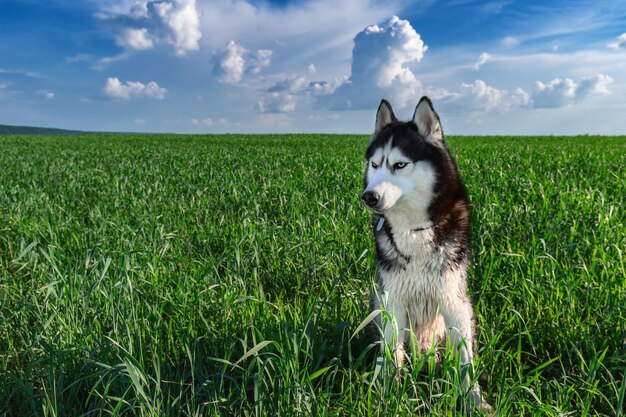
<box><xmin>255</xmin><ymin>73</ymin><xmax>347</xmax><ymax>113</ymax></box>
<box><xmin>607</xmin><ymin>33</ymin><xmax>626</xmax><ymax>50</ymax></box>
<box><xmin>511</xmin><ymin>87</ymin><xmax>531</xmax><ymax>108</ymax></box>
<box><xmin>115</xmin><ymin>27</ymin><xmax>154</xmax><ymax>50</ymax></box>
<box><xmin>308</xmin><ymin>76</ymin><xmax>348</xmax><ymax>96</ymax></box>
<box><xmin>473</xmin><ymin>52</ymin><xmax>492</xmax><ymax>70</ymax></box>
<box><xmin>213</xmin><ymin>41</ymin><xmax>246</xmax><ymax>84</ymax></box>
<box><xmin>327</xmin><ymin>16</ymin><xmax>427</xmax><ymax>110</ymax></box>
<box><xmin>161</xmin><ymin>0</ymin><xmax>202</xmax><ymax>55</ymax></box>
<box><xmin>212</xmin><ymin>40</ymin><xmax>272</xmax><ymax>84</ymax></box>
<box><xmin>457</xmin><ymin>80</ymin><xmax>510</xmax><ymax>111</ymax></box>
<box><xmin>267</xmin><ymin>75</ymin><xmax>308</xmax><ymax>93</ymax></box>
<box><xmin>102</xmin><ymin>77</ymin><xmax>167</xmax><ymax>100</ymax></box>
<box><xmin>531</xmin><ymin>78</ymin><xmax>578</xmax><ymax>108</ymax></box>
<box><xmin>530</xmin><ymin>74</ymin><xmax>613</xmax><ymax>108</ymax></box>
<box><xmin>256</xmin><ymin>74</ymin><xmax>311</xmax><ymax>113</ymax></box>
<box><xmin>256</xmin><ymin>92</ymin><xmax>296</xmax><ymax>113</ymax></box>
<box><xmin>436</xmin><ymin>74</ymin><xmax>612</xmax><ymax>114</ymax></box>
<box><xmin>435</xmin><ymin>80</ymin><xmax>527</xmax><ymax>114</ymax></box>
<box><xmin>249</xmin><ymin>49</ymin><xmax>273</xmax><ymax>74</ymax></box>
<box><xmin>99</xmin><ymin>0</ymin><xmax>201</xmax><ymax>55</ymax></box>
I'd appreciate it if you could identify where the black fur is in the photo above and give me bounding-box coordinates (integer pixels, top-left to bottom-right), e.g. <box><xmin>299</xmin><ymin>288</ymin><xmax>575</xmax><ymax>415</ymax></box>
<box><xmin>364</xmin><ymin>100</ymin><xmax>471</xmax><ymax>273</ymax></box>
<box><xmin>362</xmin><ymin>98</ymin><xmax>489</xmax><ymax>410</ymax></box>
<box><xmin>372</xmin><ymin>215</ymin><xmax>412</xmax><ymax>272</ymax></box>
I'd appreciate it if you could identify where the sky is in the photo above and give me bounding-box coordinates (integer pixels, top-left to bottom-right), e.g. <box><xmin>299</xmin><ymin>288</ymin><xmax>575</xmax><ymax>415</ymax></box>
<box><xmin>1</xmin><ymin>0</ymin><xmax>625</xmax><ymax>135</ymax></box>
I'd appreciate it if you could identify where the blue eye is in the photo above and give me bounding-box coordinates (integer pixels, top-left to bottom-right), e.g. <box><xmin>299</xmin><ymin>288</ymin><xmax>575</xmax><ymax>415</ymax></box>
<box><xmin>393</xmin><ymin>162</ymin><xmax>408</xmax><ymax>170</ymax></box>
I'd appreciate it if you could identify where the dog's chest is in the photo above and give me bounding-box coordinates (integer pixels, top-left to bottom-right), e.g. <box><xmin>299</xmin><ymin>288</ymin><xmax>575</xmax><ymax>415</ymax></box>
<box><xmin>376</xmin><ymin>228</ymin><xmax>446</xmax><ymax>300</ymax></box>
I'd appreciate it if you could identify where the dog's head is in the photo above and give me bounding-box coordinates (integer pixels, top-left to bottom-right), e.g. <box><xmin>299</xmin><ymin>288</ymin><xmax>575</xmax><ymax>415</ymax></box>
<box><xmin>362</xmin><ymin>96</ymin><xmax>444</xmax><ymax>215</ymax></box>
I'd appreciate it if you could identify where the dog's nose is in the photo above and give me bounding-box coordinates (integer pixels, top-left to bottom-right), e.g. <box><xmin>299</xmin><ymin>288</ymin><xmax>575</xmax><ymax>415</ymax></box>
<box><xmin>362</xmin><ymin>191</ymin><xmax>380</xmax><ymax>208</ymax></box>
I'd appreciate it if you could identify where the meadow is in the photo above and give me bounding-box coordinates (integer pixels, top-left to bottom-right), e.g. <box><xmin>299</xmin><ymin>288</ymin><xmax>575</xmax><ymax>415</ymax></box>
<box><xmin>0</xmin><ymin>134</ymin><xmax>624</xmax><ymax>416</ymax></box>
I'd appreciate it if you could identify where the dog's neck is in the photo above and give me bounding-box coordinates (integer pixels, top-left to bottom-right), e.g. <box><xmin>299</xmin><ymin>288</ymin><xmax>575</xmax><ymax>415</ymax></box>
<box><xmin>376</xmin><ymin>216</ymin><xmax>434</xmax><ymax>233</ymax></box>
<box><xmin>377</xmin><ymin>204</ymin><xmax>434</xmax><ymax>234</ymax></box>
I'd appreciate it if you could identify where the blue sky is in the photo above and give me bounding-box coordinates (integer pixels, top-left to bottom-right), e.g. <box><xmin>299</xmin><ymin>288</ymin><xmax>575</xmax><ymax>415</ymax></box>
<box><xmin>1</xmin><ymin>0</ymin><xmax>625</xmax><ymax>134</ymax></box>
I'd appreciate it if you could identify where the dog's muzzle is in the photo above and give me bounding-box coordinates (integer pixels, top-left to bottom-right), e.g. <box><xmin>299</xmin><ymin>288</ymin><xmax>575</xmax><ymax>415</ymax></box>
<box><xmin>361</xmin><ymin>190</ymin><xmax>380</xmax><ymax>209</ymax></box>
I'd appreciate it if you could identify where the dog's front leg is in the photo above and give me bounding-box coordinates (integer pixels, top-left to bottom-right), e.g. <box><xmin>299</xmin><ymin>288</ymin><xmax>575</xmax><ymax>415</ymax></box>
<box><xmin>382</xmin><ymin>304</ymin><xmax>408</xmax><ymax>367</ymax></box>
<box><xmin>442</xmin><ymin>296</ymin><xmax>491</xmax><ymax>412</ymax></box>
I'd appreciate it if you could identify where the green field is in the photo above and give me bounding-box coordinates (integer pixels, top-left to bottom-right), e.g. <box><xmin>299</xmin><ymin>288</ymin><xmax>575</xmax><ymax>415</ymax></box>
<box><xmin>1</xmin><ymin>134</ymin><xmax>625</xmax><ymax>416</ymax></box>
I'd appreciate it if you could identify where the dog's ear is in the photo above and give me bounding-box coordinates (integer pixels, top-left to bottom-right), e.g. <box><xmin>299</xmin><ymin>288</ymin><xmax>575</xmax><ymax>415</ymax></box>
<box><xmin>374</xmin><ymin>99</ymin><xmax>396</xmax><ymax>134</ymax></box>
<box><xmin>412</xmin><ymin>96</ymin><xmax>443</xmax><ymax>143</ymax></box>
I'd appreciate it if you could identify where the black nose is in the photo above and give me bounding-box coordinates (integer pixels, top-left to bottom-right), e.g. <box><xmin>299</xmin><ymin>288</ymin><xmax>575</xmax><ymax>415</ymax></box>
<box><xmin>362</xmin><ymin>191</ymin><xmax>380</xmax><ymax>208</ymax></box>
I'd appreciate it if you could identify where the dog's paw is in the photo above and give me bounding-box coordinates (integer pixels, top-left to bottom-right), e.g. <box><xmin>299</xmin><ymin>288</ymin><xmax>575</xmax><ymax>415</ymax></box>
<box><xmin>479</xmin><ymin>401</ymin><xmax>494</xmax><ymax>416</ymax></box>
<box><xmin>467</xmin><ymin>391</ymin><xmax>493</xmax><ymax>416</ymax></box>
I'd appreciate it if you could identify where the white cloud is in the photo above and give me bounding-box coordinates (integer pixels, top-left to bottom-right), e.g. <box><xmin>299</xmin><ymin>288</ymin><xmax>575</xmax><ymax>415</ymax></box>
<box><xmin>607</xmin><ymin>33</ymin><xmax>626</xmax><ymax>50</ymax></box>
<box><xmin>246</xmin><ymin>16</ymin><xmax>428</xmax><ymax>113</ymax></box>
<box><xmin>37</xmin><ymin>89</ymin><xmax>55</xmax><ymax>99</ymax></box>
<box><xmin>473</xmin><ymin>52</ymin><xmax>492</xmax><ymax>70</ymax></box>
<box><xmin>267</xmin><ymin>75</ymin><xmax>308</xmax><ymax>93</ymax></box>
<box><xmin>255</xmin><ymin>72</ymin><xmax>336</xmax><ymax>114</ymax></box>
<box><xmin>328</xmin><ymin>16</ymin><xmax>428</xmax><ymax>110</ymax></box>
<box><xmin>72</xmin><ymin>52</ymin><xmax>131</xmax><ymax>71</ymax></box>
<box><xmin>115</xmin><ymin>27</ymin><xmax>154</xmax><ymax>50</ymax></box>
<box><xmin>191</xmin><ymin>117</ymin><xmax>214</xmax><ymax>126</ymax></box>
<box><xmin>436</xmin><ymin>80</ymin><xmax>525</xmax><ymax>114</ymax></box>
<box><xmin>212</xmin><ymin>40</ymin><xmax>272</xmax><ymax>84</ymax></box>
<box><xmin>256</xmin><ymin>73</ymin><xmax>348</xmax><ymax>113</ymax></box>
<box><xmin>103</xmin><ymin>77</ymin><xmax>167</xmax><ymax>100</ymax></box>
<box><xmin>577</xmin><ymin>74</ymin><xmax>613</xmax><ymax>96</ymax></box>
<box><xmin>530</xmin><ymin>74</ymin><xmax>613</xmax><ymax>108</ymax></box>
<box><xmin>249</xmin><ymin>49</ymin><xmax>273</xmax><ymax>74</ymax></box>
<box><xmin>308</xmin><ymin>77</ymin><xmax>348</xmax><ymax>96</ymax></box>
<box><xmin>457</xmin><ymin>80</ymin><xmax>510</xmax><ymax>111</ymax></box>
<box><xmin>501</xmin><ymin>36</ymin><xmax>520</xmax><ymax>48</ymax></box>
<box><xmin>197</xmin><ymin>0</ymin><xmax>397</xmax><ymax>51</ymax></box>
<box><xmin>436</xmin><ymin>74</ymin><xmax>613</xmax><ymax>114</ymax></box>
<box><xmin>208</xmin><ymin>14</ymin><xmax>427</xmax><ymax>114</ymax></box>
<box><xmin>66</xmin><ymin>53</ymin><xmax>93</xmax><ymax>64</ymax></box>
<box><xmin>99</xmin><ymin>0</ymin><xmax>201</xmax><ymax>56</ymax></box>
<box><xmin>256</xmin><ymin>92</ymin><xmax>296</xmax><ymax>113</ymax></box>
<box><xmin>531</xmin><ymin>78</ymin><xmax>578</xmax><ymax>108</ymax></box>
<box><xmin>162</xmin><ymin>0</ymin><xmax>202</xmax><ymax>55</ymax></box>
<box><xmin>213</xmin><ymin>41</ymin><xmax>246</xmax><ymax>84</ymax></box>
<box><xmin>511</xmin><ymin>87</ymin><xmax>531</xmax><ymax>108</ymax></box>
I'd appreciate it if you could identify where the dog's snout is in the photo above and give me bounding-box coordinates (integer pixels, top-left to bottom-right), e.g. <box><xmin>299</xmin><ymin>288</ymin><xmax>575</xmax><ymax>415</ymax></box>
<box><xmin>362</xmin><ymin>191</ymin><xmax>380</xmax><ymax>208</ymax></box>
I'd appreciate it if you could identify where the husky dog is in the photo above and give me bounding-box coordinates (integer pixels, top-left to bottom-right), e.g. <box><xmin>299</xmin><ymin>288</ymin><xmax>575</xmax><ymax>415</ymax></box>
<box><xmin>362</xmin><ymin>97</ymin><xmax>490</xmax><ymax>411</ymax></box>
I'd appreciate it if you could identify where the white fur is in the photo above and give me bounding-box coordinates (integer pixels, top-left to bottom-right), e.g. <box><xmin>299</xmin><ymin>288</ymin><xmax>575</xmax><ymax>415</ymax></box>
<box><xmin>372</xmin><ymin>207</ymin><xmax>485</xmax><ymax>409</ymax></box>
<box><xmin>366</xmin><ymin>143</ymin><xmax>489</xmax><ymax>411</ymax></box>
<box><xmin>364</xmin><ymin>143</ymin><xmax>437</xmax><ymax>228</ymax></box>
<box><xmin>366</xmin><ymin>98</ymin><xmax>490</xmax><ymax>411</ymax></box>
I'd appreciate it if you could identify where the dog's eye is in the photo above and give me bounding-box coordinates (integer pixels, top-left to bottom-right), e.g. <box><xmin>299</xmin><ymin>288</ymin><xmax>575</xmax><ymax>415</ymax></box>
<box><xmin>393</xmin><ymin>162</ymin><xmax>408</xmax><ymax>170</ymax></box>
<box><xmin>371</xmin><ymin>162</ymin><xmax>379</xmax><ymax>169</ymax></box>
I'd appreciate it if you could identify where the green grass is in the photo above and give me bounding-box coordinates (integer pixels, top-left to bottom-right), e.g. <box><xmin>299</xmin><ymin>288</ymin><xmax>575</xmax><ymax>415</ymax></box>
<box><xmin>0</xmin><ymin>134</ymin><xmax>624</xmax><ymax>416</ymax></box>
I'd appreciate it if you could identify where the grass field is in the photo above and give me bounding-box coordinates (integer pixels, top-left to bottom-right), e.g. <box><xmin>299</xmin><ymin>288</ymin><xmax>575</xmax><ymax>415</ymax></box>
<box><xmin>0</xmin><ymin>134</ymin><xmax>625</xmax><ymax>416</ymax></box>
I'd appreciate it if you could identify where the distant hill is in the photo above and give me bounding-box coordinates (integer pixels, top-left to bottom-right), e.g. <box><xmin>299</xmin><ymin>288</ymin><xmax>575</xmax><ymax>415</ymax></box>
<box><xmin>0</xmin><ymin>124</ymin><xmax>85</xmax><ymax>135</ymax></box>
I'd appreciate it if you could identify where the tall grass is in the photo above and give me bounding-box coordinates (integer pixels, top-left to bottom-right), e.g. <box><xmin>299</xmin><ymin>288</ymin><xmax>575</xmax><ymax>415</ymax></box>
<box><xmin>0</xmin><ymin>134</ymin><xmax>624</xmax><ymax>416</ymax></box>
